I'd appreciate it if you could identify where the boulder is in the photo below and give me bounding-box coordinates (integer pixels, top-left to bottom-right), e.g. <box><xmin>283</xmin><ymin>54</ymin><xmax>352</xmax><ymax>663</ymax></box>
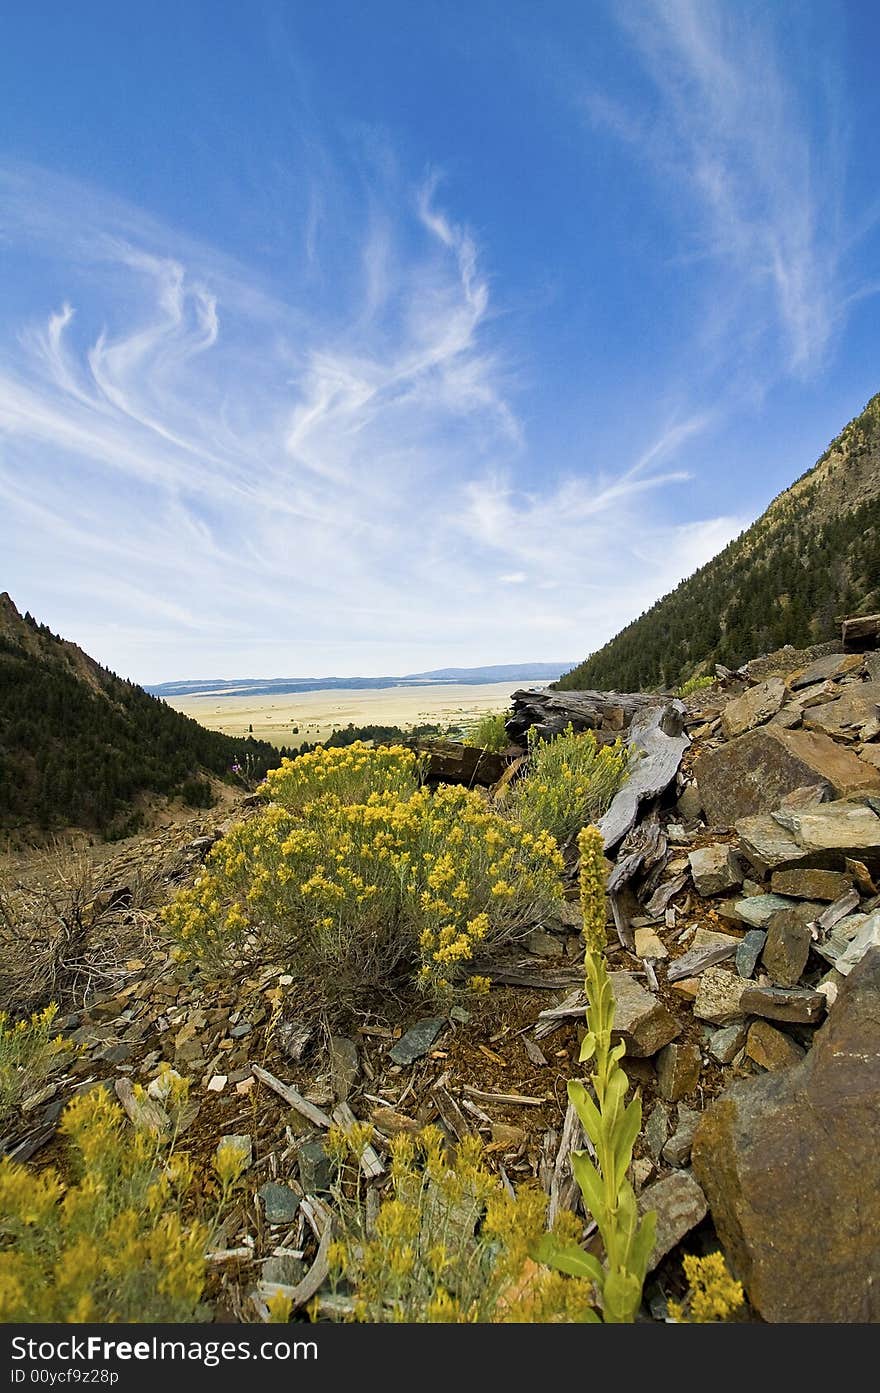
<box><xmin>761</xmin><ymin>909</ymin><xmax>812</xmax><ymax>987</ymax></box>
<box><xmin>737</xmin><ymin>800</ymin><xmax>880</xmax><ymax>874</ymax></box>
<box><xmin>802</xmin><ymin>682</ymin><xmax>880</xmax><ymax>743</ymax></box>
<box><xmin>720</xmin><ymin>678</ymin><xmax>787</xmax><ymax>739</ymax></box>
<box><xmin>770</xmin><ymin>867</ymin><xmax>854</xmax><ymax>901</ymax></box>
<box><xmin>688</xmin><ymin>844</ymin><xmax>743</xmax><ymax>896</ymax></box>
<box><xmin>638</xmin><ymin>1171</ymin><xmax>708</xmax><ymax>1271</ymax></box>
<box><xmin>745</xmin><ymin>1020</ymin><xmax>805</xmax><ymax>1071</ymax></box>
<box><xmin>656</xmin><ymin>1040</ymin><xmax>701</xmax><ymax>1102</ymax></box>
<box><xmin>698</xmin><ymin>726</ymin><xmax>880</xmax><ymax>826</ymax></box>
<box><xmin>787</xmin><ymin>652</ymin><xmax>864</xmax><ymax>689</ymax></box>
<box><xmin>693</xmin><ymin>967</ymin><xmax>749</xmax><ymax>1025</ymax></box>
<box><xmin>608</xmin><ymin>972</ymin><xmax>681</xmax><ymax>1056</ymax></box>
<box><xmin>692</xmin><ymin>950</ymin><xmax>880</xmax><ymax>1321</ymax></box>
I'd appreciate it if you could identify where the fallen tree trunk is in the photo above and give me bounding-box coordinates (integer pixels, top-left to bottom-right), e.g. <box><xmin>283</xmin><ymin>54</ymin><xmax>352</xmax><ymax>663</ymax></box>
<box><xmin>506</xmin><ymin>688</ymin><xmax>669</xmax><ymax>744</ymax></box>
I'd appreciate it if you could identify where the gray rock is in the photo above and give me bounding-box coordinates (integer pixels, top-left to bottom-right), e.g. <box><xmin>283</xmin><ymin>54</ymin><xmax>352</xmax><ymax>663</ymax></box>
<box><xmin>788</xmin><ymin>652</ymin><xmax>864</xmax><ymax>689</ymax></box>
<box><xmin>689</xmin><ymin>844</ymin><xmax>743</xmax><ymax>897</ymax></box>
<box><xmin>720</xmin><ymin>678</ymin><xmax>787</xmax><ymax>740</ymax></box>
<box><xmin>709</xmin><ymin>1021</ymin><xmax>749</xmax><ymax>1064</ymax></box>
<box><xmin>700</xmin><ymin>727</ymin><xmax>880</xmax><ymax>827</ymax></box>
<box><xmin>770</xmin><ymin>867</ymin><xmax>854</xmax><ymax>901</ymax></box>
<box><xmin>762</xmin><ymin>909</ymin><xmax>812</xmax><ymax>987</ymax></box>
<box><xmin>608</xmin><ymin>972</ymin><xmax>681</xmax><ymax>1056</ymax></box>
<box><xmin>643</xmin><ymin>1101</ymin><xmax>669</xmax><ymax>1163</ymax></box>
<box><xmin>693</xmin><ymin>967</ymin><xmax>749</xmax><ymax>1025</ymax></box>
<box><xmin>637</xmin><ymin>1171</ymin><xmax>708</xmax><ymax>1271</ymax></box>
<box><xmin>297</xmin><ymin>1140</ymin><xmax>332</xmax><ymax>1193</ymax></box>
<box><xmin>745</xmin><ymin>1020</ymin><xmax>805</xmax><ymax>1071</ymax></box>
<box><xmin>739</xmin><ymin>983</ymin><xmax>826</xmax><ymax>1024</ymax></box>
<box><xmin>735</xmin><ymin>929</ymin><xmax>766</xmax><ymax>978</ymax></box>
<box><xmin>388</xmin><ymin>1016</ymin><xmax>447</xmax><ymax>1065</ymax></box>
<box><xmin>667</xmin><ymin>927</ymin><xmax>740</xmax><ymax>982</ymax></box>
<box><xmin>662</xmin><ymin>1106</ymin><xmax>700</xmax><ymax>1167</ymax></box>
<box><xmin>692</xmin><ymin>949</ymin><xmax>880</xmax><ymax>1321</ymax></box>
<box><xmin>732</xmin><ymin>893</ymin><xmax>793</xmax><ymax>928</ymax></box>
<box><xmin>656</xmin><ymin>1040</ymin><xmax>701</xmax><ymax>1102</ymax></box>
<box><xmin>262</xmin><ymin>1254</ymin><xmax>306</xmax><ymax>1286</ymax></box>
<box><xmin>329</xmin><ymin>1035</ymin><xmax>359</xmax><ymax>1102</ymax></box>
<box><xmin>258</xmin><ymin>1182</ymin><xmax>301</xmax><ymax>1224</ymax></box>
<box><xmin>835</xmin><ymin>909</ymin><xmax>880</xmax><ymax>976</ymax></box>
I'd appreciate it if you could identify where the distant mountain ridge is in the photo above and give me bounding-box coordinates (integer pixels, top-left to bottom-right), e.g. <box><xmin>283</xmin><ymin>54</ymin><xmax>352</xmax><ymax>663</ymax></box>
<box><xmin>148</xmin><ymin>662</ymin><xmax>573</xmax><ymax>701</ymax></box>
<box><xmin>558</xmin><ymin>392</ymin><xmax>880</xmax><ymax>693</ymax></box>
<box><xmin>0</xmin><ymin>594</ymin><xmax>285</xmax><ymax>835</ymax></box>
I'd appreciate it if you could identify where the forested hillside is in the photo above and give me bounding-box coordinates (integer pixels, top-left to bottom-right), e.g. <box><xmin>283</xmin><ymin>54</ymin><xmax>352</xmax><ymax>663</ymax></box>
<box><xmin>0</xmin><ymin>595</ymin><xmax>285</xmax><ymax>834</ymax></box>
<box><xmin>558</xmin><ymin>393</ymin><xmax>880</xmax><ymax>692</ymax></box>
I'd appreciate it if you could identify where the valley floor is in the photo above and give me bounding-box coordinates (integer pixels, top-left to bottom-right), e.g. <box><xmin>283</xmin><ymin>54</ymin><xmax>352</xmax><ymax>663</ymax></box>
<box><xmin>167</xmin><ymin>679</ymin><xmax>520</xmax><ymax>746</ymax></box>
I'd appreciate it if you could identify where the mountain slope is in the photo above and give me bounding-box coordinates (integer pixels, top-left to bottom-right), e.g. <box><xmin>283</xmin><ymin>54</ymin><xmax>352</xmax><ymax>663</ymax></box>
<box><xmin>0</xmin><ymin>595</ymin><xmax>285</xmax><ymax>835</ymax></box>
<box><xmin>558</xmin><ymin>392</ymin><xmax>880</xmax><ymax>692</ymax></box>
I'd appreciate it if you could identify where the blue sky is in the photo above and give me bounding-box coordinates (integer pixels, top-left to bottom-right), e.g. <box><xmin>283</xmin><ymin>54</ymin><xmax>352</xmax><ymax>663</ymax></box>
<box><xmin>2</xmin><ymin>1</ymin><xmax>879</xmax><ymax>683</ymax></box>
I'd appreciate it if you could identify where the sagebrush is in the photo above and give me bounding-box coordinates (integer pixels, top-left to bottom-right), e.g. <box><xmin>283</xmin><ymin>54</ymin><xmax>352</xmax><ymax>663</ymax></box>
<box><xmin>165</xmin><ymin>744</ymin><xmax>564</xmax><ymax>997</ymax></box>
<box><xmin>507</xmin><ymin>726</ymin><xmax>630</xmax><ymax>847</ymax></box>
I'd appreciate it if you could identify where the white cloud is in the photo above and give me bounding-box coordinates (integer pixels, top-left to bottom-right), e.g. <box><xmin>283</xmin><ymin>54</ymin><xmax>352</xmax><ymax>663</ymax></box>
<box><xmin>587</xmin><ymin>0</ymin><xmax>863</xmax><ymax>376</ymax></box>
<box><xmin>0</xmin><ymin>159</ymin><xmax>741</xmax><ymax>682</ymax></box>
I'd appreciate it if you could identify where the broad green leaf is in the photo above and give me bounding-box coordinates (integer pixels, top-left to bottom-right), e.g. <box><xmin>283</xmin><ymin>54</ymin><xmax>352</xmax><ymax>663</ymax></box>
<box><xmin>568</xmin><ymin>1079</ymin><xmax>602</xmax><ymax>1141</ymax></box>
<box><xmin>611</xmin><ymin>1098</ymin><xmax>642</xmax><ymax>1188</ymax></box>
<box><xmin>629</xmin><ymin>1211</ymin><xmax>657</xmax><ymax>1279</ymax></box>
<box><xmin>571</xmin><ymin>1149</ymin><xmax>605</xmax><ymax>1222</ymax></box>
<box><xmin>602</xmin><ymin>1268</ymin><xmax>641</xmax><ymax>1324</ymax></box>
<box><xmin>530</xmin><ymin>1234</ymin><xmax>605</xmax><ymax>1286</ymax></box>
<box><xmin>578</xmin><ymin>1031</ymin><xmax>597</xmax><ymax>1063</ymax></box>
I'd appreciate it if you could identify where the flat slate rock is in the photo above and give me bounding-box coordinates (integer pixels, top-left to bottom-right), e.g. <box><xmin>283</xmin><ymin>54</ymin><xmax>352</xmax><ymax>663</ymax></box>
<box><xmin>388</xmin><ymin>1016</ymin><xmax>447</xmax><ymax>1065</ymax></box>
<box><xmin>739</xmin><ymin>983</ymin><xmax>826</xmax><ymax>1024</ymax></box>
<box><xmin>637</xmin><ymin>1171</ymin><xmax>708</xmax><ymax>1271</ymax></box>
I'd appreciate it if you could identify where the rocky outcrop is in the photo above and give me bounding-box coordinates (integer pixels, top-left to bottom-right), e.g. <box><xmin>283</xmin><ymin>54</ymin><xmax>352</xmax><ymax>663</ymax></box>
<box><xmin>692</xmin><ymin>950</ymin><xmax>880</xmax><ymax>1322</ymax></box>
<box><xmin>697</xmin><ymin>725</ymin><xmax>880</xmax><ymax>825</ymax></box>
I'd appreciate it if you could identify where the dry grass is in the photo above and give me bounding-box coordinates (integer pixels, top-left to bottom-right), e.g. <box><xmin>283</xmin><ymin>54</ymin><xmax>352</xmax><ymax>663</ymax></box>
<box><xmin>0</xmin><ymin>842</ymin><xmax>165</xmax><ymax>1013</ymax></box>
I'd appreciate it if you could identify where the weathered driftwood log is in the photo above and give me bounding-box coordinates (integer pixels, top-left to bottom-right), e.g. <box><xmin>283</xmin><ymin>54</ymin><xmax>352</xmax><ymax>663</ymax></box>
<box><xmin>596</xmin><ymin>701</ymin><xmax>689</xmax><ymax>851</ymax></box>
<box><xmin>506</xmin><ymin>688</ymin><xmax>668</xmax><ymax>745</ymax></box>
<box><xmin>841</xmin><ymin>612</ymin><xmax>880</xmax><ymax>651</ymax></box>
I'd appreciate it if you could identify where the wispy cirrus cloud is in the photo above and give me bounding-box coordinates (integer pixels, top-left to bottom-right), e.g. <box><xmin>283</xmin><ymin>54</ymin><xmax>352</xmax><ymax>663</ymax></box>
<box><xmin>0</xmin><ymin>157</ymin><xmax>740</xmax><ymax>680</ymax></box>
<box><xmin>585</xmin><ymin>0</ymin><xmax>863</xmax><ymax>377</ymax></box>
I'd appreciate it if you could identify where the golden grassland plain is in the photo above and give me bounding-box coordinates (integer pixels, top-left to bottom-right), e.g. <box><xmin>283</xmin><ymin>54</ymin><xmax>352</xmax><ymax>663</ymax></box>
<box><xmin>167</xmin><ymin>680</ymin><xmax>523</xmax><ymax>747</ymax></box>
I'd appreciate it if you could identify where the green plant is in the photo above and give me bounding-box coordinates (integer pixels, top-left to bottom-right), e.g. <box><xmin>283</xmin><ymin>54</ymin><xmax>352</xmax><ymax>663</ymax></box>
<box><xmin>262</xmin><ymin>741</ymin><xmax>423</xmax><ymax>814</ymax></box>
<box><xmin>463</xmin><ymin>712</ymin><xmax>510</xmax><ymax>753</ymax></box>
<box><xmin>676</xmin><ymin>674</ymin><xmax>715</xmax><ymax>698</ymax></box>
<box><xmin>668</xmin><ymin>1252</ymin><xmax>745</xmax><ymax>1322</ymax></box>
<box><xmin>180</xmin><ymin>776</ymin><xmax>215</xmax><ymax>809</ymax></box>
<box><xmin>533</xmin><ymin>826</ymin><xmax>655</xmax><ymax>1323</ymax></box>
<box><xmin>507</xmin><ymin>726</ymin><xmax>631</xmax><ymax>847</ymax></box>
<box><xmin>164</xmin><ymin>747</ymin><xmax>564</xmax><ymax>998</ymax></box>
<box><xmin>0</xmin><ymin>1083</ymin><xmax>217</xmax><ymax>1322</ymax></box>
<box><xmin>325</xmin><ymin>1125</ymin><xmax>594</xmax><ymax>1322</ymax></box>
<box><xmin>0</xmin><ymin>1005</ymin><xmax>72</xmax><ymax>1130</ymax></box>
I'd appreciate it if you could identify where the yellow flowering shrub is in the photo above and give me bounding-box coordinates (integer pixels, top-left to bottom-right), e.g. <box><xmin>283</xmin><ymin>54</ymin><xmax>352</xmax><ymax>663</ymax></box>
<box><xmin>0</xmin><ymin>1086</ymin><xmax>211</xmax><ymax>1322</ymax></box>
<box><xmin>326</xmin><ymin>1126</ymin><xmax>596</xmax><ymax>1322</ymax></box>
<box><xmin>164</xmin><ymin>753</ymin><xmax>564</xmax><ymax>998</ymax></box>
<box><xmin>508</xmin><ymin>725</ymin><xmax>631</xmax><ymax>847</ymax></box>
<box><xmin>668</xmin><ymin>1252</ymin><xmax>745</xmax><ymax>1323</ymax></box>
<box><xmin>0</xmin><ymin>1005</ymin><xmax>72</xmax><ymax>1129</ymax></box>
<box><xmin>263</xmin><ymin>741</ymin><xmax>422</xmax><ymax>814</ymax></box>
